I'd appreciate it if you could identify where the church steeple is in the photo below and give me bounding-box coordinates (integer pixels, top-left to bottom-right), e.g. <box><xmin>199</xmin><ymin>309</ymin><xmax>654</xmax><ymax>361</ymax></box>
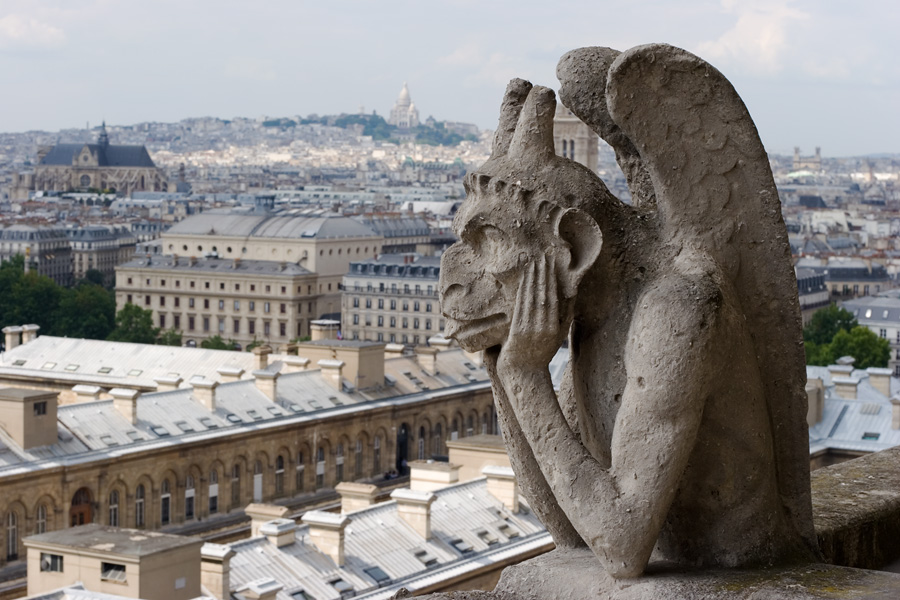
<box><xmin>97</xmin><ymin>120</ymin><xmax>109</xmax><ymax>148</ymax></box>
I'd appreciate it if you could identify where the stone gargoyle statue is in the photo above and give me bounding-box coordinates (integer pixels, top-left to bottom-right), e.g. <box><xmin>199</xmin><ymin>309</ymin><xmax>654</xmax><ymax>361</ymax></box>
<box><xmin>439</xmin><ymin>44</ymin><xmax>822</xmax><ymax>578</ymax></box>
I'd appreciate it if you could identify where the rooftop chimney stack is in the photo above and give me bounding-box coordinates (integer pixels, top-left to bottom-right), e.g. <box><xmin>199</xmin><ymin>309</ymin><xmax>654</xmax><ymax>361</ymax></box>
<box><xmin>391</xmin><ymin>488</ymin><xmax>436</xmax><ymax>540</ymax></box>
<box><xmin>335</xmin><ymin>482</ymin><xmax>379</xmax><ymax>513</ymax></box>
<box><xmin>241</xmin><ymin>578</ymin><xmax>283</xmax><ymax>600</ymax></box>
<box><xmin>892</xmin><ymin>397</ymin><xmax>900</xmax><ymax>430</ymax></box>
<box><xmin>110</xmin><ymin>388</ymin><xmax>140</xmax><ymax>425</ymax></box>
<box><xmin>806</xmin><ymin>378</ymin><xmax>825</xmax><ymax>427</ymax></box>
<box><xmin>282</xmin><ymin>356</ymin><xmax>311</xmax><ymax>374</ymax></box>
<box><xmin>868</xmin><ymin>367</ymin><xmax>892</xmax><ymax>397</ymax></box>
<box><xmin>72</xmin><ymin>384</ymin><xmax>102</xmax><ymax>403</ymax></box>
<box><xmin>832</xmin><ymin>376</ymin><xmax>860</xmax><ymax>400</ymax></box>
<box><xmin>318</xmin><ymin>359</ymin><xmax>345</xmax><ymax>391</ymax></box>
<box><xmin>245</xmin><ymin>503</ymin><xmax>291</xmax><ymax>538</ymax></box>
<box><xmin>416</xmin><ymin>347</ymin><xmax>439</xmax><ymax>375</ymax></box>
<box><xmin>483</xmin><ymin>465</ymin><xmax>519</xmax><ymax>512</ymax></box>
<box><xmin>259</xmin><ymin>518</ymin><xmax>297</xmax><ymax>548</ymax></box>
<box><xmin>253</xmin><ymin>370</ymin><xmax>279</xmax><ymax>402</ymax></box>
<box><xmin>301</xmin><ymin>511</ymin><xmax>351</xmax><ymax>566</ymax></box>
<box><xmin>20</xmin><ymin>324</ymin><xmax>39</xmax><ymax>344</ymax></box>
<box><xmin>217</xmin><ymin>366</ymin><xmax>244</xmax><ymax>383</ymax></box>
<box><xmin>253</xmin><ymin>345</ymin><xmax>272</xmax><ymax>371</ymax></box>
<box><xmin>192</xmin><ymin>379</ymin><xmax>218</xmax><ymax>411</ymax></box>
<box><xmin>384</xmin><ymin>343</ymin><xmax>406</xmax><ymax>358</ymax></box>
<box><xmin>154</xmin><ymin>375</ymin><xmax>183</xmax><ymax>393</ymax></box>
<box><xmin>2</xmin><ymin>326</ymin><xmax>22</xmax><ymax>351</ymax></box>
<box><xmin>200</xmin><ymin>543</ymin><xmax>236</xmax><ymax>600</ymax></box>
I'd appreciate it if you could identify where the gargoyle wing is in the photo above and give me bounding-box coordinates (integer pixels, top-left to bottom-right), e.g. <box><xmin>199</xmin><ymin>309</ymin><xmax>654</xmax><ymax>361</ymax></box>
<box><xmin>602</xmin><ymin>43</ymin><xmax>817</xmax><ymax>555</ymax></box>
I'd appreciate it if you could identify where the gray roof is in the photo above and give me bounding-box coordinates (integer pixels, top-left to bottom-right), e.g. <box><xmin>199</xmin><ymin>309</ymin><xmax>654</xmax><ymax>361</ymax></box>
<box><xmin>166</xmin><ymin>213</ymin><xmax>379</xmax><ymax>240</ymax></box>
<box><xmin>117</xmin><ymin>256</ymin><xmax>312</xmax><ymax>276</ymax></box>
<box><xmin>225</xmin><ymin>478</ymin><xmax>548</xmax><ymax>600</ymax></box>
<box><xmin>0</xmin><ymin>225</ymin><xmax>69</xmax><ymax>241</ymax></box>
<box><xmin>352</xmin><ymin>216</ymin><xmax>431</xmax><ymax>238</ymax></box>
<box><xmin>842</xmin><ymin>296</ymin><xmax>900</xmax><ymax>324</ymax></box>
<box><xmin>38</xmin><ymin>143</ymin><xmax>156</xmax><ymax>168</ymax></box>
<box><xmin>347</xmin><ymin>256</ymin><xmax>441</xmax><ymax>280</ymax></box>
<box><xmin>25</xmin><ymin>523</ymin><xmax>201</xmax><ymax>556</ymax></box>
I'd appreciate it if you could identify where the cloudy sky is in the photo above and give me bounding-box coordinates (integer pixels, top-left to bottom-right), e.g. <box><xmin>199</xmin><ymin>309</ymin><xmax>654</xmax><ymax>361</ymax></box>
<box><xmin>1</xmin><ymin>0</ymin><xmax>897</xmax><ymax>156</ymax></box>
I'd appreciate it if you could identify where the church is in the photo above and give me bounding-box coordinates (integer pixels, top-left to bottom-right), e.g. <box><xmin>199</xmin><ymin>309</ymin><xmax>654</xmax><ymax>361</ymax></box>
<box><xmin>29</xmin><ymin>122</ymin><xmax>168</xmax><ymax>195</ymax></box>
<box><xmin>388</xmin><ymin>82</ymin><xmax>420</xmax><ymax>129</ymax></box>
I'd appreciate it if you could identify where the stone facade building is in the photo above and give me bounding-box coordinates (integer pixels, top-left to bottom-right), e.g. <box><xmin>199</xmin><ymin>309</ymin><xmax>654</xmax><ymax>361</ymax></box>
<box><xmin>30</xmin><ymin>123</ymin><xmax>168</xmax><ymax>195</ymax></box>
<box><xmin>553</xmin><ymin>103</ymin><xmax>598</xmax><ymax>172</ymax></box>
<box><xmin>388</xmin><ymin>83</ymin><xmax>420</xmax><ymax>129</ymax></box>
<box><xmin>0</xmin><ymin>225</ymin><xmax>73</xmax><ymax>287</ymax></box>
<box><xmin>115</xmin><ymin>255</ymin><xmax>319</xmax><ymax>348</ymax></box>
<box><xmin>66</xmin><ymin>226</ymin><xmax>130</xmax><ymax>284</ymax></box>
<box><xmin>341</xmin><ymin>255</ymin><xmax>442</xmax><ymax>345</ymax></box>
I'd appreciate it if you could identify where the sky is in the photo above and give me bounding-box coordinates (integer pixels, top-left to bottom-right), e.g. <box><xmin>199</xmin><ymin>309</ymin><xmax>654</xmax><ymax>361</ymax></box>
<box><xmin>0</xmin><ymin>0</ymin><xmax>897</xmax><ymax>157</ymax></box>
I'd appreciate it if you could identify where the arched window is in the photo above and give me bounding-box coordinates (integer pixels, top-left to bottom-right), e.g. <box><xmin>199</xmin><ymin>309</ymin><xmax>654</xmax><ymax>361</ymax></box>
<box><xmin>253</xmin><ymin>461</ymin><xmax>263</xmax><ymax>503</ymax></box>
<box><xmin>418</xmin><ymin>426</ymin><xmax>426</xmax><ymax>460</ymax></box>
<box><xmin>482</xmin><ymin>413</ymin><xmax>489</xmax><ymax>435</ymax></box>
<box><xmin>316</xmin><ymin>447</ymin><xmax>325</xmax><ymax>489</ymax></box>
<box><xmin>451</xmin><ymin>419</ymin><xmax>459</xmax><ymax>441</ymax></box>
<box><xmin>296</xmin><ymin>452</ymin><xmax>305</xmax><ymax>492</ymax></box>
<box><xmin>275</xmin><ymin>456</ymin><xmax>285</xmax><ymax>496</ymax></box>
<box><xmin>6</xmin><ymin>512</ymin><xmax>17</xmax><ymax>561</ymax></box>
<box><xmin>209</xmin><ymin>470</ymin><xmax>219</xmax><ymax>514</ymax></box>
<box><xmin>185</xmin><ymin>475</ymin><xmax>195</xmax><ymax>520</ymax></box>
<box><xmin>433</xmin><ymin>423</ymin><xmax>443</xmax><ymax>456</ymax></box>
<box><xmin>108</xmin><ymin>491</ymin><xmax>119</xmax><ymax>527</ymax></box>
<box><xmin>161</xmin><ymin>480</ymin><xmax>171</xmax><ymax>525</ymax></box>
<box><xmin>562</xmin><ymin>139</ymin><xmax>568</xmax><ymax>158</ymax></box>
<box><xmin>467</xmin><ymin>415</ymin><xmax>474</xmax><ymax>437</ymax></box>
<box><xmin>335</xmin><ymin>444</ymin><xmax>344</xmax><ymax>483</ymax></box>
<box><xmin>135</xmin><ymin>485</ymin><xmax>145</xmax><ymax>527</ymax></box>
<box><xmin>355</xmin><ymin>440</ymin><xmax>363</xmax><ymax>478</ymax></box>
<box><xmin>373</xmin><ymin>436</ymin><xmax>382</xmax><ymax>474</ymax></box>
<box><xmin>35</xmin><ymin>504</ymin><xmax>47</xmax><ymax>534</ymax></box>
<box><xmin>231</xmin><ymin>464</ymin><xmax>241</xmax><ymax>507</ymax></box>
<box><xmin>80</xmin><ymin>174</ymin><xmax>91</xmax><ymax>187</ymax></box>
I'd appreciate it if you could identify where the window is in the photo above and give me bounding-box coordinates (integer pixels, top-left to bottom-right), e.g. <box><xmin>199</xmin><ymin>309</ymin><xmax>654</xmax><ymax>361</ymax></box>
<box><xmin>6</xmin><ymin>512</ymin><xmax>17</xmax><ymax>561</ymax></box>
<box><xmin>174</xmin><ymin>315</ymin><xmax>181</xmax><ymax>329</ymax></box>
<box><xmin>231</xmin><ymin>464</ymin><xmax>242</xmax><ymax>506</ymax></box>
<box><xmin>161</xmin><ymin>480</ymin><xmax>171</xmax><ymax>525</ymax></box>
<box><xmin>264</xmin><ymin>302</ymin><xmax>271</xmax><ymax>313</ymax></box>
<box><xmin>275</xmin><ymin>455</ymin><xmax>285</xmax><ymax>495</ymax></box>
<box><xmin>355</xmin><ymin>440</ymin><xmax>363</xmax><ymax>478</ymax></box>
<box><xmin>204</xmin><ymin>299</ymin><xmax>210</xmax><ymax>309</ymax></box>
<box><xmin>336</xmin><ymin>444</ymin><xmax>344</xmax><ymax>483</ymax></box>
<box><xmin>881</xmin><ymin>329</ymin><xmax>888</xmax><ymax>338</ymax></box>
<box><xmin>353</xmin><ymin>297</ymin><xmax>359</xmax><ymax>308</ymax></box>
<box><xmin>280</xmin><ymin>303</ymin><xmax>286</xmax><ymax>314</ymax></box>
<box><xmin>145</xmin><ymin>295</ymin><xmax>150</xmax><ymax>306</ymax></box>
<box><xmin>185</xmin><ymin>475</ymin><xmax>195</xmax><ymax>520</ymax></box>
<box><xmin>353</xmin><ymin>314</ymin><xmax>359</xmax><ymax>325</ymax></box>
<box><xmin>203</xmin><ymin>317</ymin><xmax>210</xmax><ymax>332</ymax></box>
<box><xmin>281</xmin><ymin>286</ymin><xmax>286</xmax><ymax>294</ymax></box>
<box><xmin>189</xmin><ymin>298</ymin><xmax>195</xmax><ymax>308</ymax></box>
<box><xmin>266</xmin><ymin>285</ymin><xmax>271</xmax><ymax>293</ymax></box>
<box><xmin>403</xmin><ymin>301</ymin><xmax>409</xmax><ymax>311</ymax></box>
<box><xmin>316</xmin><ymin>447</ymin><xmax>325</xmax><ymax>489</ymax></box>
<box><xmin>40</xmin><ymin>552</ymin><xmax>63</xmax><ymax>572</ymax></box>
<box><xmin>209</xmin><ymin>470</ymin><xmax>219</xmax><ymax>514</ymax></box>
<box><xmin>220</xmin><ymin>283</ymin><xmax>225</xmax><ymax>290</ymax></box>
<box><xmin>188</xmin><ymin>316</ymin><xmax>195</xmax><ymax>331</ymax></box>
<box><xmin>330</xmin><ymin>578</ymin><xmax>354</xmax><ymax>599</ymax></box>
<box><xmin>373</xmin><ymin>436</ymin><xmax>381</xmax><ymax>474</ymax></box>
<box><xmin>218</xmin><ymin>300</ymin><xmax>225</xmax><ymax>310</ymax></box>
<box><xmin>233</xmin><ymin>319</ymin><xmax>240</xmax><ymax>333</ymax></box>
<box><xmin>413</xmin><ymin>318</ymin><xmax>419</xmax><ymax>329</ymax></box>
<box><xmin>249</xmin><ymin>301</ymin><xmax>255</xmax><ymax>311</ymax></box>
<box><xmin>414</xmin><ymin>301</ymin><xmax>420</xmax><ymax>311</ymax></box>
<box><xmin>280</xmin><ymin>322</ymin><xmax>286</xmax><ymax>337</ymax></box>
<box><xmin>159</xmin><ymin>314</ymin><xmax>166</xmax><ymax>328</ymax></box>
<box><xmin>433</xmin><ymin>424</ymin><xmax>443</xmax><ymax>455</ymax></box>
<box><xmin>418</xmin><ymin>426</ymin><xmax>426</xmax><ymax>460</ymax></box>
<box><xmin>377</xmin><ymin>316</ymin><xmax>384</xmax><ymax>326</ymax></box>
<box><xmin>160</xmin><ymin>296</ymin><xmax>166</xmax><ymax>307</ymax></box>
<box><xmin>100</xmin><ymin>562</ymin><xmax>126</xmax><ymax>582</ymax></box>
<box><xmin>35</xmin><ymin>504</ymin><xmax>47</xmax><ymax>534</ymax></box>
<box><xmin>33</xmin><ymin>401</ymin><xmax>47</xmax><ymax>416</ymax></box>
<box><xmin>296</xmin><ymin>452</ymin><xmax>305</xmax><ymax>492</ymax></box>
<box><xmin>234</xmin><ymin>300</ymin><xmax>240</xmax><ymax>311</ymax></box>
<box><xmin>390</xmin><ymin>299</ymin><xmax>396</xmax><ymax>310</ymax></box>
<box><xmin>251</xmin><ymin>284</ymin><xmax>256</xmax><ymax>292</ymax></box>
<box><xmin>109</xmin><ymin>490</ymin><xmax>119</xmax><ymax>526</ymax></box>
<box><xmin>264</xmin><ymin>322</ymin><xmax>271</xmax><ymax>336</ymax></box>
<box><xmin>135</xmin><ymin>485</ymin><xmax>145</xmax><ymax>527</ymax></box>
<box><xmin>378</xmin><ymin>299</ymin><xmax>384</xmax><ymax>309</ymax></box>
<box><xmin>426</xmin><ymin>303</ymin><xmax>432</xmax><ymax>312</ymax></box>
<box><xmin>249</xmin><ymin>321</ymin><xmax>256</xmax><ymax>335</ymax></box>
<box><xmin>127</xmin><ymin>294</ymin><xmax>132</xmax><ymax>304</ymax></box>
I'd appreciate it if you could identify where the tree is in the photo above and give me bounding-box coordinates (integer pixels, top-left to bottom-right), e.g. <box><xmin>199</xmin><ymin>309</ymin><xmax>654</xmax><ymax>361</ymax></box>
<box><xmin>201</xmin><ymin>335</ymin><xmax>237</xmax><ymax>350</ymax></box>
<box><xmin>9</xmin><ymin>272</ymin><xmax>63</xmax><ymax>334</ymax></box>
<box><xmin>107</xmin><ymin>304</ymin><xmax>159</xmax><ymax>344</ymax></box>
<box><xmin>803</xmin><ymin>304</ymin><xmax>857</xmax><ymax>346</ymax></box>
<box><xmin>56</xmin><ymin>284</ymin><xmax>116</xmax><ymax>340</ymax></box>
<box><xmin>82</xmin><ymin>269</ymin><xmax>106</xmax><ymax>287</ymax></box>
<box><xmin>824</xmin><ymin>326</ymin><xmax>890</xmax><ymax>369</ymax></box>
<box><xmin>157</xmin><ymin>329</ymin><xmax>183</xmax><ymax>347</ymax></box>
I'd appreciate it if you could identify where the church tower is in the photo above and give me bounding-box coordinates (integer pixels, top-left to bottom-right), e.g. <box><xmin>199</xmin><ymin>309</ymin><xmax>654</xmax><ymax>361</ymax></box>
<box><xmin>389</xmin><ymin>82</ymin><xmax>420</xmax><ymax>129</ymax></box>
<box><xmin>553</xmin><ymin>104</ymin><xmax>598</xmax><ymax>172</ymax></box>
<box><xmin>97</xmin><ymin>121</ymin><xmax>110</xmax><ymax>148</ymax></box>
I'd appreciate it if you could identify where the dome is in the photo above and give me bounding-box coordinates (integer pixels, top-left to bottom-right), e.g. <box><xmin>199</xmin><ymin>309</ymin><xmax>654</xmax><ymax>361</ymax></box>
<box><xmin>397</xmin><ymin>82</ymin><xmax>411</xmax><ymax>105</ymax></box>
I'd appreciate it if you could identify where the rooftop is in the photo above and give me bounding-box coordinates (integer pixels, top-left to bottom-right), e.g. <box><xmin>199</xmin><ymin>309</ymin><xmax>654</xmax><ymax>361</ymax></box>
<box><xmin>25</xmin><ymin>523</ymin><xmax>201</xmax><ymax>557</ymax></box>
<box><xmin>117</xmin><ymin>255</ymin><xmax>313</xmax><ymax>276</ymax></box>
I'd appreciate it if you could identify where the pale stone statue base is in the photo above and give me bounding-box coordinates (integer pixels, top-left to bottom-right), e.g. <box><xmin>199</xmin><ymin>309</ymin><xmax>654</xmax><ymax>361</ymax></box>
<box><xmin>414</xmin><ymin>547</ymin><xmax>900</xmax><ymax>600</ymax></box>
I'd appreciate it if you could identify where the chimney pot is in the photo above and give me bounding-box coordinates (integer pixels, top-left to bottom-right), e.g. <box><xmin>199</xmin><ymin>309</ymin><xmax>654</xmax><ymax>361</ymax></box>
<box><xmin>867</xmin><ymin>367</ymin><xmax>892</xmax><ymax>397</ymax></box>
<box><xmin>110</xmin><ymin>387</ymin><xmax>140</xmax><ymax>425</ymax></box>
<box><xmin>20</xmin><ymin>324</ymin><xmax>39</xmax><ymax>344</ymax></box>
<box><xmin>245</xmin><ymin>503</ymin><xmax>291</xmax><ymax>537</ymax></box>
<box><xmin>301</xmin><ymin>510</ymin><xmax>350</xmax><ymax>566</ymax></box>
<box><xmin>483</xmin><ymin>465</ymin><xmax>518</xmax><ymax>512</ymax></box>
<box><xmin>2</xmin><ymin>325</ymin><xmax>23</xmax><ymax>350</ymax></box>
<box><xmin>253</xmin><ymin>370</ymin><xmax>279</xmax><ymax>402</ymax></box>
<box><xmin>416</xmin><ymin>347</ymin><xmax>439</xmax><ymax>375</ymax></box>
<box><xmin>335</xmin><ymin>482</ymin><xmax>379</xmax><ymax>513</ymax></box>
<box><xmin>259</xmin><ymin>518</ymin><xmax>297</xmax><ymax>548</ymax></box>
<box><xmin>832</xmin><ymin>375</ymin><xmax>860</xmax><ymax>400</ymax></box>
<box><xmin>217</xmin><ymin>366</ymin><xmax>244</xmax><ymax>383</ymax></box>
<box><xmin>201</xmin><ymin>543</ymin><xmax>236</xmax><ymax>600</ymax></box>
<box><xmin>192</xmin><ymin>378</ymin><xmax>218</xmax><ymax>411</ymax></box>
<box><xmin>252</xmin><ymin>345</ymin><xmax>272</xmax><ymax>371</ymax></box>
<box><xmin>318</xmin><ymin>359</ymin><xmax>345</xmax><ymax>391</ymax></box>
<box><xmin>391</xmin><ymin>488</ymin><xmax>436</xmax><ymax>540</ymax></box>
<box><xmin>154</xmin><ymin>375</ymin><xmax>183</xmax><ymax>393</ymax></box>
<box><xmin>71</xmin><ymin>384</ymin><xmax>102</xmax><ymax>403</ymax></box>
<box><xmin>282</xmin><ymin>356</ymin><xmax>310</xmax><ymax>374</ymax></box>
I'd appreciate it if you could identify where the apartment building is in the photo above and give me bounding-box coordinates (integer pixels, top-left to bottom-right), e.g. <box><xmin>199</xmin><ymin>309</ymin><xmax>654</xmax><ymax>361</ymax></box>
<box><xmin>0</xmin><ymin>225</ymin><xmax>73</xmax><ymax>287</ymax></box>
<box><xmin>116</xmin><ymin>255</ymin><xmax>319</xmax><ymax>348</ymax></box>
<box><xmin>341</xmin><ymin>255</ymin><xmax>442</xmax><ymax>345</ymax></box>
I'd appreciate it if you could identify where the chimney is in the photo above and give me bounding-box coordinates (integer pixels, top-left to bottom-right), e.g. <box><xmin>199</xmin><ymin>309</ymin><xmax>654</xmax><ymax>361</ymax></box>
<box><xmin>20</xmin><ymin>324</ymin><xmax>39</xmax><ymax>344</ymax></box>
<box><xmin>310</xmin><ymin>319</ymin><xmax>340</xmax><ymax>341</ymax></box>
<box><xmin>892</xmin><ymin>397</ymin><xmax>900</xmax><ymax>430</ymax></box>
<box><xmin>832</xmin><ymin>376</ymin><xmax>859</xmax><ymax>400</ymax></box>
<box><xmin>217</xmin><ymin>366</ymin><xmax>244</xmax><ymax>383</ymax></box>
<box><xmin>278</xmin><ymin>342</ymin><xmax>298</xmax><ymax>355</ymax></box>
<box><xmin>427</xmin><ymin>335</ymin><xmax>453</xmax><ymax>351</ymax></box>
<box><xmin>867</xmin><ymin>367</ymin><xmax>892</xmax><ymax>397</ymax></box>
<box><xmin>302</xmin><ymin>510</ymin><xmax>350</xmax><ymax>566</ymax></box>
<box><xmin>282</xmin><ymin>356</ymin><xmax>310</xmax><ymax>374</ymax></box>
<box><xmin>806</xmin><ymin>378</ymin><xmax>825</xmax><ymax>427</ymax></box>
<box><xmin>318</xmin><ymin>359</ymin><xmax>344</xmax><ymax>390</ymax></box>
<box><xmin>71</xmin><ymin>384</ymin><xmax>102</xmax><ymax>403</ymax></box>
<box><xmin>335</xmin><ymin>482</ymin><xmax>379</xmax><ymax>513</ymax></box>
<box><xmin>259</xmin><ymin>518</ymin><xmax>297</xmax><ymax>548</ymax></box>
<box><xmin>2</xmin><ymin>326</ymin><xmax>22</xmax><ymax>350</ymax></box>
<box><xmin>201</xmin><ymin>543</ymin><xmax>235</xmax><ymax>600</ymax></box>
<box><xmin>0</xmin><ymin>388</ymin><xmax>58</xmax><ymax>449</ymax></box>
<box><xmin>253</xmin><ymin>370</ymin><xmax>279</xmax><ymax>402</ymax></box>
<box><xmin>392</xmin><ymin>489</ymin><xmax>436</xmax><ymax>540</ymax></box>
<box><xmin>416</xmin><ymin>347</ymin><xmax>439</xmax><ymax>375</ymax></box>
<box><xmin>253</xmin><ymin>345</ymin><xmax>272</xmax><ymax>371</ymax></box>
<box><xmin>154</xmin><ymin>375</ymin><xmax>183</xmax><ymax>392</ymax></box>
<box><xmin>409</xmin><ymin>460</ymin><xmax>460</xmax><ymax>492</ymax></box>
<box><xmin>483</xmin><ymin>465</ymin><xmax>518</xmax><ymax>512</ymax></box>
<box><xmin>110</xmin><ymin>388</ymin><xmax>139</xmax><ymax>425</ymax></box>
<box><xmin>241</xmin><ymin>578</ymin><xmax>283</xmax><ymax>600</ymax></box>
<box><xmin>384</xmin><ymin>343</ymin><xmax>405</xmax><ymax>359</ymax></box>
<box><xmin>189</xmin><ymin>256</ymin><xmax>197</xmax><ymax>266</ymax></box>
<box><xmin>245</xmin><ymin>503</ymin><xmax>291</xmax><ymax>537</ymax></box>
<box><xmin>233</xmin><ymin>257</ymin><xmax>241</xmax><ymax>269</ymax></box>
<box><xmin>192</xmin><ymin>379</ymin><xmax>218</xmax><ymax>411</ymax></box>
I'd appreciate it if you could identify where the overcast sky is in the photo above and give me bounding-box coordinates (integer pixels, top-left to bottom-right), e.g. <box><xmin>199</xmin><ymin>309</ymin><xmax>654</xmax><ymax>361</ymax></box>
<box><xmin>1</xmin><ymin>0</ymin><xmax>897</xmax><ymax>156</ymax></box>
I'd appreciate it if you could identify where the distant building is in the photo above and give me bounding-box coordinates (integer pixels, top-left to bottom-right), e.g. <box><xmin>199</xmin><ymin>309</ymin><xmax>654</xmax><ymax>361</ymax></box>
<box><xmin>795</xmin><ymin>267</ymin><xmax>830</xmax><ymax>325</ymax></box>
<box><xmin>842</xmin><ymin>294</ymin><xmax>900</xmax><ymax>377</ymax></box>
<box><xmin>553</xmin><ymin>103</ymin><xmax>598</xmax><ymax>172</ymax></box>
<box><xmin>0</xmin><ymin>225</ymin><xmax>73</xmax><ymax>287</ymax></box>
<box><xmin>30</xmin><ymin>123</ymin><xmax>168</xmax><ymax>196</ymax></box>
<box><xmin>388</xmin><ymin>83</ymin><xmax>420</xmax><ymax>129</ymax></box>
<box><xmin>351</xmin><ymin>215</ymin><xmax>433</xmax><ymax>254</ymax></box>
<box><xmin>793</xmin><ymin>146</ymin><xmax>822</xmax><ymax>172</ymax></box>
<box><xmin>796</xmin><ymin>257</ymin><xmax>891</xmax><ymax>299</ymax></box>
<box><xmin>341</xmin><ymin>255</ymin><xmax>442</xmax><ymax>345</ymax></box>
<box><xmin>66</xmin><ymin>226</ymin><xmax>126</xmax><ymax>283</ymax></box>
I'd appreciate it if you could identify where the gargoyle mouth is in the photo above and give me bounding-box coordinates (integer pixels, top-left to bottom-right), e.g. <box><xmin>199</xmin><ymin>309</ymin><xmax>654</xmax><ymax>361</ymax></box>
<box><xmin>444</xmin><ymin>313</ymin><xmax>508</xmax><ymax>342</ymax></box>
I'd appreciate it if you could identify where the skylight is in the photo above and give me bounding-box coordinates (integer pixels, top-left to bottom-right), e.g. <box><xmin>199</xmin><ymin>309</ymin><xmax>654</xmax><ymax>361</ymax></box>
<box><xmin>226</xmin><ymin>414</ymin><xmax>242</xmax><ymax>424</ymax></box>
<box><xmin>413</xmin><ymin>548</ymin><xmax>438</xmax><ymax>566</ymax></box>
<box><xmin>363</xmin><ymin>566</ymin><xmax>390</xmax><ymax>586</ymax></box>
<box><xmin>175</xmin><ymin>421</ymin><xmax>194</xmax><ymax>433</ymax></box>
<box><xmin>450</xmin><ymin>538</ymin><xmax>473</xmax><ymax>553</ymax></box>
<box><xmin>150</xmin><ymin>426</ymin><xmax>169</xmax><ymax>437</ymax></box>
<box><xmin>98</xmin><ymin>367</ymin><xmax>113</xmax><ymax>374</ymax></box>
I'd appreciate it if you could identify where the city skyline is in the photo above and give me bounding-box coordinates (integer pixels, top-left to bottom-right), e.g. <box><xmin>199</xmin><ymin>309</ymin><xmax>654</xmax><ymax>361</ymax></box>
<box><xmin>0</xmin><ymin>0</ymin><xmax>898</xmax><ymax>156</ymax></box>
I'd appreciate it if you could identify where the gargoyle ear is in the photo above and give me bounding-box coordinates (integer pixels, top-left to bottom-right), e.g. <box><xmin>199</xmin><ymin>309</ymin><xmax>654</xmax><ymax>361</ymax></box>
<box><xmin>491</xmin><ymin>78</ymin><xmax>533</xmax><ymax>159</ymax></box>
<box><xmin>555</xmin><ymin>208</ymin><xmax>602</xmax><ymax>298</ymax></box>
<box><xmin>507</xmin><ymin>85</ymin><xmax>557</xmax><ymax>163</ymax></box>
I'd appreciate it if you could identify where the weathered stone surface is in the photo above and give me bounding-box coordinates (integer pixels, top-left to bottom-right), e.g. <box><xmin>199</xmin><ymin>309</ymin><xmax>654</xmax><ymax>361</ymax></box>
<box><xmin>812</xmin><ymin>445</ymin><xmax>900</xmax><ymax>569</ymax></box>
<box><xmin>439</xmin><ymin>42</ymin><xmax>817</xmax><ymax>580</ymax></box>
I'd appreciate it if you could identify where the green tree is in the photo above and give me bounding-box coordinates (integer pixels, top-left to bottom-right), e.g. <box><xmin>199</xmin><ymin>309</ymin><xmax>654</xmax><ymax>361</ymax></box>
<box><xmin>201</xmin><ymin>335</ymin><xmax>237</xmax><ymax>350</ymax></box>
<box><xmin>82</xmin><ymin>269</ymin><xmax>106</xmax><ymax>287</ymax></box>
<box><xmin>56</xmin><ymin>284</ymin><xmax>116</xmax><ymax>340</ymax></box>
<box><xmin>107</xmin><ymin>304</ymin><xmax>159</xmax><ymax>344</ymax></box>
<box><xmin>803</xmin><ymin>304</ymin><xmax>857</xmax><ymax>345</ymax></box>
<box><xmin>825</xmin><ymin>326</ymin><xmax>890</xmax><ymax>369</ymax></box>
<box><xmin>9</xmin><ymin>272</ymin><xmax>63</xmax><ymax>334</ymax></box>
<box><xmin>157</xmin><ymin>329</ymin><xmax>183</xmax><ymax>346</ymax></box>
